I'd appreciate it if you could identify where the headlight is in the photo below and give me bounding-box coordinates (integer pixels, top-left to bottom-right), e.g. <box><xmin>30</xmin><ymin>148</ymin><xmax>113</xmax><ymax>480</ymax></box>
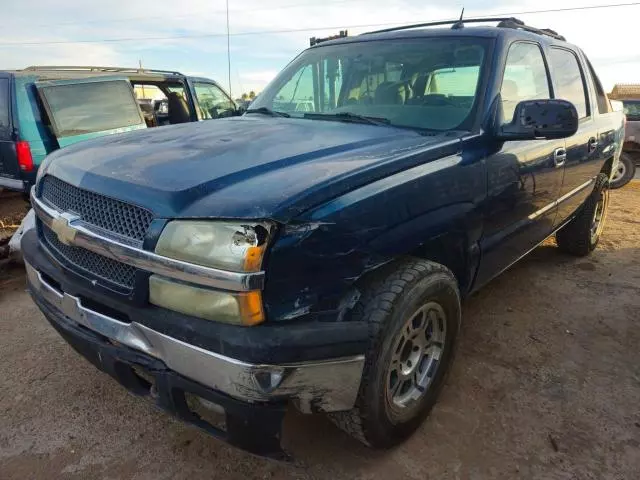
<box><xmin>155</xmin><ymin>221</ymin><xmax>273</xmax><ymax>272</ymax></box>
<box><xmin>149</xmin><ymin>275</ymin><xmax>264</xmax><ymax>326</ymax></box>
<box><xmin>151</xmin><ymin>220</ymin><xmax>273</xmax><ymax>325</ymax></box>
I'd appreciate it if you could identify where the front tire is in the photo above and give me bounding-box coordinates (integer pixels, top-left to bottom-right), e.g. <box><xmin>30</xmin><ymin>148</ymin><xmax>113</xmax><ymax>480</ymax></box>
<box><xmin>556</xmin><ymin>173</ymin><xmax>609</xmax><ymax>256</ymax></box>
<box><xmin>330</xmin><ymin>259</ymin><xmax>461</xmax><ymax>448</ymax></box>
<box><xmin>610</xmin><ymin>152</ymin><xmax>636</xmax><ymax>189</ymax></box>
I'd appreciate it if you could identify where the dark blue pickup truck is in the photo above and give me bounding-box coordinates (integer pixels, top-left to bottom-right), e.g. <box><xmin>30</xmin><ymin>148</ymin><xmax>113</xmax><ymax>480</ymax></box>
<box><xmin>22</xmin><ymin>18</ymin><xmax>624</xmax><ymax>458</ymax></box>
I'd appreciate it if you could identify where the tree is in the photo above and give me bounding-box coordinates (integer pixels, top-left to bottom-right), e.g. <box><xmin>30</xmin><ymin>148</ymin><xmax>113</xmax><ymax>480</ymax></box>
<box><xmin>241</xmin><ymin>93</ymin><xmax>248</xmax><ymax>100</ymax></box>
<box><xmin>249</xmin><ymin>91</ymin><xmax>256</xmax><ymax>99</ymax></box>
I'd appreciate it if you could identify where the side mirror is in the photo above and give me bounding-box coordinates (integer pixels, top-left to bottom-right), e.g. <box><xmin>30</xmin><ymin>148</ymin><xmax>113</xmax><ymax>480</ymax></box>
<box><xmin>496</xmin><ymin>99</ymin><xmax>579</xmax><ymax>141</ymax></box>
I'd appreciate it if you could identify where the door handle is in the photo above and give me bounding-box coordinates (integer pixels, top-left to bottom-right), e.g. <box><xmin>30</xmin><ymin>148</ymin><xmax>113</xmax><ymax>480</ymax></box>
<box><xmin>588</xmin><ymin>137</ymin><xmax>598</xmax><ymax>153</ymax></box>
<box><xmin>553</xmin><ymin>148</ymin><xmax>567</xmax><ymax>167</ymax></box>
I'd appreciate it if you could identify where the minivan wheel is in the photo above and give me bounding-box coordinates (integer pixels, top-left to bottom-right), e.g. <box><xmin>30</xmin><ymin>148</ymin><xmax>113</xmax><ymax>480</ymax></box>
<box><xmin>330</xmin><ymin>259</ymin><xmax>460</xmax><ymax>448</ymax></box>
<box><xmin>556</xmin><ymin>173</ymin><xmax>610</xmax><ymax>256</ymax></box>
<box><xmin>610</xmin><ymin>152</ymin><xmax>636</xmax><ymax>189</ymax></box>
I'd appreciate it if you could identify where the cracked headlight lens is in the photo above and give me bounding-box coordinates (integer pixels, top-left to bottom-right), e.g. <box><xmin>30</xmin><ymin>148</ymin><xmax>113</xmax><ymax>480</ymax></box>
<box><xmin>155</xmin><ymin>221</ymin><xmax>272</xmax><ymax>272</ymax></box>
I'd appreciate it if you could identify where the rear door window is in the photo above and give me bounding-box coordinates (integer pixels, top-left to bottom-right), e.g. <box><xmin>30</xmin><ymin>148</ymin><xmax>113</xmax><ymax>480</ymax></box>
<box><xmin>0</xmin><ymin>78</ymin><xmax>10</xmax><ymax>139</ymax></box>
<box><xmin>37</xmin><ymin>79</ymin><xmax>144</xmax><ymax>137</ymax></box>
<box><xmin>585</xmin><ymin>58</ymin><xmax>611</xmax><ymax>114</ymax></box>
<box><xmin>549</xmin><ymin>48</ymin><xmax>589</xmax><ymax>119</ymax></box>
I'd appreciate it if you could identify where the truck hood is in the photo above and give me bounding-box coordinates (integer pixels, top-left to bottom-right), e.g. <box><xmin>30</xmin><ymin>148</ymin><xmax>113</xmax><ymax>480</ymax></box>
<box><xmin>42</xmin><ymin>116</ymin><xmax>461</xmax><ymax>221</ymax></box>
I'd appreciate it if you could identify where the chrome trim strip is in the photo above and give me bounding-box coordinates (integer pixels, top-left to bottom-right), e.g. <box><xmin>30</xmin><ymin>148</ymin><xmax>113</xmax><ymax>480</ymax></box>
<box><xmin>0</xmin><ymin>176</ymin><xmax>24</xmax><ymax>190</ymax></box>
<box><xmin>528</xmin><ymin>178</ymin><xmax>596</xmax><ymax>221</ymax></box>
<box><xmin>31</xmin><ymin>188</ymin><xmax>264</xmax><ymax>291</ymax></box>
<box><xmin>26</xmin><ymin>261</ymin><xmax>364</xmax><ymax>413</ymax></box>
<box><xmin>556</xmin><ymin>178</ymin><xmax>596</xmax><ymax>205</ymax></box>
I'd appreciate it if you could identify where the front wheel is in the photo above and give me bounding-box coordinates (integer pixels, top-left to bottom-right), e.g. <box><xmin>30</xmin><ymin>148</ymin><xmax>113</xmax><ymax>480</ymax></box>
<box><xmin>610</xmin><ymin>152</ymin><xmax>636</xmax><ymax>189</ymax></box>
<box><xmin>330</xmin><ymin>259</ymin><xmax>461</xmax><ymax>448</ymax></box>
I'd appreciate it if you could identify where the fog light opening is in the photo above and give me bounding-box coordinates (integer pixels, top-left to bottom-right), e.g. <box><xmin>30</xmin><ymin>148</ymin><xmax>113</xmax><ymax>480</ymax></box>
<box><xmin>185</xmin><ymin>393</ymin><xmax>227</xmax><ymax>431</ymax></box>
<box><xmin>253</xmin><ymin>368</ymin><xmax>286</xmax><ymax>393</ymax></box>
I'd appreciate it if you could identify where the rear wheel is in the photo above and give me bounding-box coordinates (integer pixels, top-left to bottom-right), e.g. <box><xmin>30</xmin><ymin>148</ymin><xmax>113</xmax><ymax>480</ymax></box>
<box><xmin>556</xmin><ymin>173</ymin><xmax>609</xmax><ymax>256</ymax></box>
<box><xmin>610</xmin><ymin>152</ymin><xmax>636</xmax><ymax>189</ymax></box>
<box><xmin>330</xmin><ymin>259</ymin><xmax>460</xmax><ymax>448</ymax></box>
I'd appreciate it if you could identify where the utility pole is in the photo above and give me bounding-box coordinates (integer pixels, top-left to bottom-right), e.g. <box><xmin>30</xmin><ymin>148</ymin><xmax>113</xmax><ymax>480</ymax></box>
<box><xmin>226</xmin><ymin>0</ymin><xmax>232</xmax><ymax>98</ymax></box>
<box><xmin>139</xmin><ymin>59</ymin><xmax>146</xmax><ymax>99</ymax></box>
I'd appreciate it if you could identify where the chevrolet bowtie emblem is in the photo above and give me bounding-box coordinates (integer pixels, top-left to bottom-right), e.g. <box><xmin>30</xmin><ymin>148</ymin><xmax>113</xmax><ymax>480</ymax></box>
<box><xmin>51</xmin><ymin>213</ymin><xmax>80</xmax><ymax>246</ymax></box>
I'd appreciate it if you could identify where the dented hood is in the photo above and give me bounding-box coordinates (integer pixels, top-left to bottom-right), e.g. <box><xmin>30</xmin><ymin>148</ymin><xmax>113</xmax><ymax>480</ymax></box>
<box><xmin>42</xmin><ymin>115</ymin><xmax>459</xmax><ymax>221</ymax></box>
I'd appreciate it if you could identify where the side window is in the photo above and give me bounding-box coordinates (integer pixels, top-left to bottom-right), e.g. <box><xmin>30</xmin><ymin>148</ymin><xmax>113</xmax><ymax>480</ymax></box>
<box><xmin>501</xmin><ymin>42</ymin><xmax>550</xmax><ymax>124</ymax></box>
<box><xmin>193</xmin><ymin>82</ymin><xmax>236</xmax><ymax>119</ymax></box>
<box><xmin>549</xmin><ymin>48</ymin><xmax>589</xmax><ymax>118</ymax></box>
<box><xmin>585</xmin><ymin>58</ymin><xmax>611</xmax><ymax>114</ymax></box>
<box><xmin>0</xmin><ymin>78</ymin><xmax>9</xmax><ymax>137</ymax></box>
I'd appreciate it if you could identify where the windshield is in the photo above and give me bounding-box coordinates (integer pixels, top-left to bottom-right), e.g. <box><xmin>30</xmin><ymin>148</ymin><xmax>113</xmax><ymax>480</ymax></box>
<box><xmin>251</xmin><ymin>37</ymin><xmax>488</xmax><ymax>131</ymax></box>
<box><xmin>623</xmin><ymin>101</ymin><xmax>640</xmax><ymax>120</ymax></box>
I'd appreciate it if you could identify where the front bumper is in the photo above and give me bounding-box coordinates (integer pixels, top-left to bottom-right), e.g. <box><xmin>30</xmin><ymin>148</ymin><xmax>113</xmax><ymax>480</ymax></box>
<box><xmin>26</xmin><ymin>259</ymin><xmax>364</xmax><ymax>410</ymax></box>
<box><xmin>31</xmin><ymin>284</ymin><xmax>289</xmax><ymax>459</ymax></box>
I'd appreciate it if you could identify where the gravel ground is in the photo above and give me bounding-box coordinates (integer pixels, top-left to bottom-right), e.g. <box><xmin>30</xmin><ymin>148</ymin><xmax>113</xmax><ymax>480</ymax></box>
<box><xmin>1</xmin><ymin>183</ymin><xmax>639</xmax><ymax>480</ymax></box>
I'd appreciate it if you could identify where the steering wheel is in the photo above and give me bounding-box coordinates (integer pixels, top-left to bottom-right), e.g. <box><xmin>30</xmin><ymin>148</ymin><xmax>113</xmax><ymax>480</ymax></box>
<box><xmin>421</xmin><ymin>94</ymin><xmax>456</xmax><ymax>106</ymax></box>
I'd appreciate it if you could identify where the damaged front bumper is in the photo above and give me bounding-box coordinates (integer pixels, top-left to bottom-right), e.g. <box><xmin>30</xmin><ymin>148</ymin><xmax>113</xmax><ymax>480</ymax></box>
<box><xmin>25</xmin><ymin>259</ymin><xmax>365</xmax><ymax>458</ymax></box>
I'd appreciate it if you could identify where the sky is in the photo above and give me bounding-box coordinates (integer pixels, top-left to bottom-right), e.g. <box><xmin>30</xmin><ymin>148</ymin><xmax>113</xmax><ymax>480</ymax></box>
<box><xmin>2</xmin><ymin>0</ymin><xmax>639</xmax><ymax>98</ymax></box>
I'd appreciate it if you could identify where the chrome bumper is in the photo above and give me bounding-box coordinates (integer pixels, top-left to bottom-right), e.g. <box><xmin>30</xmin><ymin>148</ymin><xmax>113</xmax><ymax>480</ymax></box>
<box><xmin>0</xmin><ymin>176</ymin><xmax>24</xmax><ymax>190</ymax></box>
<box><xmin>26</xmin><ymin>261</ymin><xmax>364</xmax><ymax>413</ymax></box>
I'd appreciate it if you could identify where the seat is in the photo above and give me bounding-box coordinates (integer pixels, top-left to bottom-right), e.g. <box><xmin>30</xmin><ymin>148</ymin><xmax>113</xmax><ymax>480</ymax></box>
<box><xmin>167</xmin><ymin>92</ymin><xmax>191</xmax><ymax>124</ymax></box>
<box><xmin>374</xmin><ymin>81</ymin><xmax>403</xmax><ymax>105</ymax></box>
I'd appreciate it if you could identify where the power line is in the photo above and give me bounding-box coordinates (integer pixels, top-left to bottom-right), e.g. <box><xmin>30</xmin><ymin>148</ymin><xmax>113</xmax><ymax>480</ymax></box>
<box><xmin>2</xmin><ymin>2</ymin><xmax>640</xmax><ymax>47</ymax></box>
<box><xmin>25</xmin><ymin>0</ymin><xmax>357</xmax><ymax>28</ymax></box>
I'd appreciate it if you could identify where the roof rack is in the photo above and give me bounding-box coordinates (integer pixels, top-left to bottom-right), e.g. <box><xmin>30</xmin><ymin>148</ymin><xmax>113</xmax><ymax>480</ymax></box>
<box><xmin>364</xmin><ymin>17</ymin><xmax>566</xmax><ymax>41</ymax></box>
<box><xmin>22</xmin><ymin>66</ymin><xmax>184</xmax><ymax>76</ymax></box>
<box><xmin>310</xmin><ymin>30</ymin><xmax>348</xmax><ymax>47</ymax></box>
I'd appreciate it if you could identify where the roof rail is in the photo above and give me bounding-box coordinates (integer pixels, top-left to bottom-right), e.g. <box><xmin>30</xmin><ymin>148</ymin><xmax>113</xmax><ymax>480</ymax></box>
<box><xmin>22</xmin><ymin>66</ymin><xmax>184</xmax><ymax>76</ymax></box>
<box><xmin>310</xmin><ymin>30</ymin><xmax>348</xmax><ymax>47</ymax></box>
<box><xmin>496</xmin><ymin>18</ymin><xmax>566</xmax><ymax>41</ymax></box>
<box><xmin>364</xmin><ymin>17</ymin><xmax>566</xmax><ymax>41</ymax></box>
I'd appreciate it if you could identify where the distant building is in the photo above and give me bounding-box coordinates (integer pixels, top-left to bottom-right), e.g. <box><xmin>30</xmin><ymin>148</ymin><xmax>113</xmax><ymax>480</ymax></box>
<box><xmin>609</xmin><ymin>84</ymin><xmax>640</xmax><ymax>100</ymax></box>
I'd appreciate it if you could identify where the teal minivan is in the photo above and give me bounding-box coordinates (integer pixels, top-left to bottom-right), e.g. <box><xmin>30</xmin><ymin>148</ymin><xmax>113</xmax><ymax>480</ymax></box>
<box><xmin>0</xmin><ymin>67</ymin><xmax>239</xmax><ymax>194</ymax></box>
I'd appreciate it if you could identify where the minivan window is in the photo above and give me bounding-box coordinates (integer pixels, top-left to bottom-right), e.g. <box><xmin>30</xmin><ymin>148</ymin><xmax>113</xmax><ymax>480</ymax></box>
<box><xmin>500</xmin><ymin>42</ymin><xmax>550</xmax><ymax>125</ymax></box>
<box><xmin>193</xmin><ymin>82</ymin><xmax>236</xmax><ymax>119</ymax></box>
<box><xmin>251</xmin><ymin>38</ymin><xmax>489</xmax><ymax>132</ymax></box>
<box><xmin>0</xmin><ymin>78</ymin><xmax>9</xmax><ymax>136</ymax></box>
<box><xmin>40</xmin><ymin>80</ymin><xmax>144</xmax><ymax>137</ymax></box>
<box><xmin>549</xmin><ymin>48</ymin><xmax>589</xmax><ymax>118</ymax></box>
<box><xmin>623</xmin><ymin>101</ymin><xmax>640</xmax><ymax>121</ymax></box>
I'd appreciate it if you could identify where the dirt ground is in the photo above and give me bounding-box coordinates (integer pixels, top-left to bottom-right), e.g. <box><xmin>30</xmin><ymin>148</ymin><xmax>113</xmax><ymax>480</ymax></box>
<box><xmin>0</xmin><ymin>183</ymin><xmax>639</xmax><ymax>480</ymax></box>
<box><xmin>0</xmin><ymin>191</ymin><xmax>29</xmax><ymax>242</ymax></box>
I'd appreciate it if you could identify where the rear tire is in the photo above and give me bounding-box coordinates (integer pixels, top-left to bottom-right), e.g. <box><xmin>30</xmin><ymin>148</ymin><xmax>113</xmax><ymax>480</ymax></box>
<box><xmin>330</xmin><ymin>259</ymin><xmax>461</xmax><ymax>448</ymax></box>
<box><xmin>610</xmin><ymin>152</ymin><xmax>636</xmax><ymax>189</ymax></box>
<box><xmin>556</xmin><ymin>173</ymin><xmax>609</xmax><ymax>256</ymax></box>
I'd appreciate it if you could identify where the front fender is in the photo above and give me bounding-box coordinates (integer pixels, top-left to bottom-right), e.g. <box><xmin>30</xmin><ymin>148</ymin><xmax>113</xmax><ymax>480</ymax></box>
<box><xmin>263</xmin><ymin>150</ymin><xmax>487</xmax><ymax>322</ymax></box>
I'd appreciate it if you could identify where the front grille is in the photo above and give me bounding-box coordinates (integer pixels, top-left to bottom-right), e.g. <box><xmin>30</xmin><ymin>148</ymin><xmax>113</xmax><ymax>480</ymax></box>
<box><xmin>42</xmin><ymin>224</ymin><xmax>137</xmax><ymax>290</ymax></box>
<box><xmin>38</xmin><ymin>175</ymin><xmax>154</xmax><ymax>291</ymax></box>
<box><xmin>40</xmin><ymin>176</ymin><xmax>153</xmax><ymax>243</ymax></box>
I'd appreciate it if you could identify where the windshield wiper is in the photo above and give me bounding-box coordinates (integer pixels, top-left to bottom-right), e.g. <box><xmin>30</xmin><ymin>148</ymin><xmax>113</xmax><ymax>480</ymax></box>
<box><xmin>303</xmin><ymin>112</ymin><xmax>391</xmax><ymax>126</ymax></box>
<box><xmin>245</xmin><ymin>107</ymin><xmax>290</xmax><ymax>118</ymax></box>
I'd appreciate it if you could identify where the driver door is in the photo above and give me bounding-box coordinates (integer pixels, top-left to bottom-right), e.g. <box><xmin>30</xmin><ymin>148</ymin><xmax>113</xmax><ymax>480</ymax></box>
<box><xmin>475</xmin><ymin>41</ymin><xmax>565</xmax><ymax>287</ymax></box>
